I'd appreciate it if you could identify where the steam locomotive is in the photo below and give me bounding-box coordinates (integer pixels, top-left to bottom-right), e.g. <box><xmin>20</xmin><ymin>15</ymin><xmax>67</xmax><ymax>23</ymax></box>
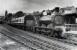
<box><xmin>5</xmin><ymin>11</ymin><xmax>77</xmax><ymax>39</ymax></box>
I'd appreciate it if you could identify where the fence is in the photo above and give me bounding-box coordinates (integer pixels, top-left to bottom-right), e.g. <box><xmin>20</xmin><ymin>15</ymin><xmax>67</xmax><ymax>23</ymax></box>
<box><xmin>65</xmin><ymin>24</ymin><xmax>77</xmax><ymax>31</ymax></box>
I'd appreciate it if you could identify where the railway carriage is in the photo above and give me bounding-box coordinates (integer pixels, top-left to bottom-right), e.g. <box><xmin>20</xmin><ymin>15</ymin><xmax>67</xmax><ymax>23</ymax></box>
<box><xmin>24</xmin><ymin>15</ymin><xmax>37</xmax><ymax>31</ymax></box>
<box><xmin>9</xmin><ymin>16</ymin><xmax>26</xmax><ymax>29</ymax></box>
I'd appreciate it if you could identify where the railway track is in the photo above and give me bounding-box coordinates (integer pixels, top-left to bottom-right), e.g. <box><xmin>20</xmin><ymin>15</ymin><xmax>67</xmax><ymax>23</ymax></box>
<box><xmin>5</xmin><ymin>24</ymin><xmax>77</xmax><ymax>46</ymax></box>
<box><xmin>1</xmin><ymin>24</ymin><xmax>69</xmax><ymax>50</ymax></box>
<box><xmin>1</xmin><ymin>30</ymin><xmax>43</xmax><ymax>50</ymax></box>
<box><xmin>0</xmin><ymin>32</ymin><xmax>36</xmax><ymax>50</ymax></box>
<box><xmin>1</xmin><ymin>29</ymin><xmax>68</xmax><ymax>50</ymax></box>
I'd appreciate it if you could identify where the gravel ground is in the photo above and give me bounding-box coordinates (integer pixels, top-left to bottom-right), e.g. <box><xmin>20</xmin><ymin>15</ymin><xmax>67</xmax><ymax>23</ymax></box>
<box><xmin>0</xmin><ymin>33</ymin><xmax>31</xmax><ymax>50</ymax></box>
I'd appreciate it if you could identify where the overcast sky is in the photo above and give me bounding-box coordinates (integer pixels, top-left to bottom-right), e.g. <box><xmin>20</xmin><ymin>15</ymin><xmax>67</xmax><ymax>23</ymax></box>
<box><xmin>0</xmin><ymin>0</ymin><xmax>77</xmax><ymax>15</ymax></box>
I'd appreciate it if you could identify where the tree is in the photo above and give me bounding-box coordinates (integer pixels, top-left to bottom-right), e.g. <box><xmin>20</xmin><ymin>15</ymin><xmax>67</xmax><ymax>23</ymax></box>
<box><xmin>5</xmin><ymin>10</ymin><xmax>8</xmax><ymax>16</ymax></box>
<box><xmin>53</xmin><ymin>7</ymin><xmax>60</xmax><ymax>12</ymax></box>
<box><xmin>15</xmin><ymin>11</ymin><xmax>24</xmax><ymax>17</ymax></box>
<box><xmin>5</xmin><ymin>13</ymin><xmax>12</xmax><ymax>21</ymax></box>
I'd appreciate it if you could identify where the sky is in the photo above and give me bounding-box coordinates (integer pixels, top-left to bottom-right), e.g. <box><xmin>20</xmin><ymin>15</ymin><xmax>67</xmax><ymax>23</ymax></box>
<box><xmin>0</xmin><ymin>0</ymin><xmax>77</xmax><ymax>15</ymax></box>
